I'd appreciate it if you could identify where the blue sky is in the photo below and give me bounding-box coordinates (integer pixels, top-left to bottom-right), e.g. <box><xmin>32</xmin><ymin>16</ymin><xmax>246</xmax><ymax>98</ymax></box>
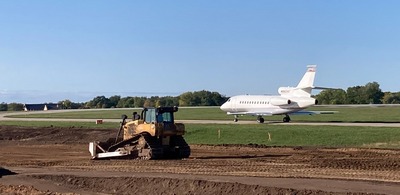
<box><xmin>1</xmin><ymin>1</ymin><xmax>400</xmax><ymax>103</ymax></box>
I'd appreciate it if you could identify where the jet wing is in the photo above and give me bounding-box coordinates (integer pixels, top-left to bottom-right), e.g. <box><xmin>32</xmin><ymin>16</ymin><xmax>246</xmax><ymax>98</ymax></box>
<box><xmin>227</xmin><ymin>112</ymin><xmax>273</xmax><ymax>116</ymax></box>
<box><xmin>227</xmin><ymin>110</ymin><xmax>336</xmax><ymax>117</ymax></box>
<box><xmin>312</xmin><ymin>86</ymin><xmax>341</xmax><ymax>90</ymax></box>
<box><xmin>290</xmin><ymin>111</ymin><xmax>338</xmax><ymax>115</ymax></box>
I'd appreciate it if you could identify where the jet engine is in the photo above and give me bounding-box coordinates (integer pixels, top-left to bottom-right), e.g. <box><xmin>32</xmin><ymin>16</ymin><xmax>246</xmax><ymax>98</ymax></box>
<box><xmin>270</xmin><ymin>97</ymin><xmax>292</xmax><ymax>106</ymax></box>
<box><xmin>290</xmin><ymin>97</ymin><xmax>318</xmax><ymax>108</ymax></box>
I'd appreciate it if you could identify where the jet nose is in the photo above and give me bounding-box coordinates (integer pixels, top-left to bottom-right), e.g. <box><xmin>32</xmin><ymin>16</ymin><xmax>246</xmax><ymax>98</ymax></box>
<box><xmin>220</xmin><ymin>103</ymin><xmax>226</xmax><ymax>111</ymax></box>
<box><xmin>220</xmin><ymin>102</ymin><xmax>229</xmax><ymax>111</ymax></box>
<box><xmin>220</xmin><ymin>98</ymin><xmax>231</xmax><ymax>111</ymax></box>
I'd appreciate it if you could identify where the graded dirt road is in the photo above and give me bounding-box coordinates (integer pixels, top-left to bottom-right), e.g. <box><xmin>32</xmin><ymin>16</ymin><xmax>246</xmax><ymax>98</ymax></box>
<box><xmin>1</xmin><ymin>125</ymin><xmax>400</xmax><ymax>194</ymax></box>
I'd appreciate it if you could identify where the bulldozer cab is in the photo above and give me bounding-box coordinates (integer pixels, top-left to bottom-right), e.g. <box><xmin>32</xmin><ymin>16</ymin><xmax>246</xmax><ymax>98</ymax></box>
<box><xmin>141</xmin><ymin>106</ymin><xmax>178</xmax><ymax>124</ymax></box>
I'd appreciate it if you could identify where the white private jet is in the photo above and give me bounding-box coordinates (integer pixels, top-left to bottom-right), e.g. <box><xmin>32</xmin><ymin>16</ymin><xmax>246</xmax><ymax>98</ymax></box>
<box><xmin>220</xmin><ymin>65</ymin><xmax>334</xmax><ymax>123</ymax></box>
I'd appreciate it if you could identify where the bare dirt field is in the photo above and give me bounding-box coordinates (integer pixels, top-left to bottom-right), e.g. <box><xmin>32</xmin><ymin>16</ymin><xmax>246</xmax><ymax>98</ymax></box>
<box><xmin>1</xmin><ymin>125</ymin><xmax>400</xmax><ymax>194</ymax></box>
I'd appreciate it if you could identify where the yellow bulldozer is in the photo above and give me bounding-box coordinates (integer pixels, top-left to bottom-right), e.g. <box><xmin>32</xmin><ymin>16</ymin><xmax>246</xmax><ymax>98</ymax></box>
<box><xmin>89</xmin><ymin>106</ymin><xmax>190</xmax><ymax>160</ymax></box>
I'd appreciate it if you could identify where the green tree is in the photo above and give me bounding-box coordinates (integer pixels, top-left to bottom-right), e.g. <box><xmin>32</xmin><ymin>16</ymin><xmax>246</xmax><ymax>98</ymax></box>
<box><xmin>364</xmin><ymin>82</ymin><xmax>384</xmax><ymax>104</ymax></box>
<box><xmin>316</xmin><ymin>89</ymin><xmax>347</xmax><ymax>104</ymax></box>
<box><xmin>109</xmin><ymin>95</ymin><xmax>121</xmax><ymax>108</ymax></box>
<box><xmin>8</xmin><ymin>103</ymin><xmax>24</xmax><ymax>111</ymax></box>
<box><xmin>143</xmin><ymin>99</ymin><xmax>155</xmax><ymax>107</ymax></box>
<box><xmin>179</xmin><ymin>92</ymin><xmax>194</xmax><ymax>106</ymax></box>
<box><xmin>0</xmin><ymin>102</ymin><xmax>8</xmax><ymax>111</ymax></box>
<box><xmin>193</xmin><ymin>90</ymin><xmax>210</xmax><ymax>106</ymax></box>
<box><xmin>70</xmin><ymin>102</ymin><xmax>84</xmax><ymax>109</ymax></box>
<box><xmin>345</xmin><ymin>82</ymin><xmax>384</xmax><ymax>104</ymax></box>
<box><xmin>117</xmin><ymin>97</ymin><xmax>134</xmax><ymax>108</ymax></box>
<box><xmin>346</xmin><ymin>86</ymin><xmax>366</xmax><ymax>104</ymax></box>
<box><xmin>179</xmin><ymin>91</ymin><xmax>227</xmax><ymax>106</ymax></box>
<box><xmin>86</xmin><ymin>96</ymin><xmax>111</xmax><ymax>108</ymax></box>
<box><xmin>149</xmin><ymin>96</ymin><xmax>160</xmax><ymax>107</ymax></box>
<box><xmin>124</xmin><ymin>97</ymin><xmax>135</xmax><ymax>107</ymax></box>
<box><xmin>209</xmin><ymin>91</ymin><xmax>228</xmax><ymax>106</ymax></box>
<box><xmin>59</xmin><ymin>99</ymin><xmax>72</xmax><ymax>109</ymax></box>
<box><xmin>158</xmin><ymin>96</ymin><xmax>179</xmax><ymax>107</ymax></box>
<box><xmin>134</xmin><ymin>97</ymin><xmax>146</xmax><ymax>107</ymax></box>
<box><xmin>382</xmin><ymin>92</ymin><xmax>400</xmax><ymax>104</ymax></box>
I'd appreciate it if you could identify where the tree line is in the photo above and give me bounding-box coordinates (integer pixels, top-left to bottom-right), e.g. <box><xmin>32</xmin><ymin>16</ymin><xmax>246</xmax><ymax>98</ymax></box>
<box><xmin>0</xmin><ymin>90</ymin><xmax>229</xmax><ymax>111</ymax></box>
<box><xmin>0</xmin><ymin>103</ymin><xmax>24</xmax><ymax>111</ymax></box>
<box><xmin>315</xmin><ymin>82</ymin><xmax>400</xmax><ymax>104</ymax></box>
<box><xmin>1</xmin><ymin>83</ymin><xmax>400</xmax><ymax>111</ymax></box>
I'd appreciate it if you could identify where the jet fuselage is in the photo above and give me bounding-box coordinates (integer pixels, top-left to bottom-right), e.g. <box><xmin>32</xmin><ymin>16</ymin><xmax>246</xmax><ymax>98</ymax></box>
<box><xmin>220</xmin><ymin>95</ymin><xmax>316</xmax><ymax>116</ymax></box>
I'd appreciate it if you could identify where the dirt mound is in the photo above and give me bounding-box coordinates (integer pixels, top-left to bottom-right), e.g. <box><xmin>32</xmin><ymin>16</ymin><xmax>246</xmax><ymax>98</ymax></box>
<box><xmin>0</xmin><ymin>125</ymin><xmax>115</xmax><ymax>144</ymax></box>
<box><xmin>0</xmin><ymin>183</ymin><xmax>78</xmax><ymax>195</ymax></box>
<box><xmin>32</xmin><ymin>175</ymin><xmax>360</xmax><ymax>195</ymax></box>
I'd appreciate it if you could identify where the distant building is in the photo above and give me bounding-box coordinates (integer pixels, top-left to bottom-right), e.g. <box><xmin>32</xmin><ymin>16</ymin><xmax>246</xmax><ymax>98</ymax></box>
<box><xmin>23</xmin><ymin>104</ymin><xmax>61</xmax><ymax>111</ymax></box>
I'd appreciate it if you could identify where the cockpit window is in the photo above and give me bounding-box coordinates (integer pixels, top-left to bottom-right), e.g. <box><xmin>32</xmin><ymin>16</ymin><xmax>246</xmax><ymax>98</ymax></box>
<box><xmin>227</xmin><ymin>98</ymin><xmax>231</xmax><ymax>102</ymax></box>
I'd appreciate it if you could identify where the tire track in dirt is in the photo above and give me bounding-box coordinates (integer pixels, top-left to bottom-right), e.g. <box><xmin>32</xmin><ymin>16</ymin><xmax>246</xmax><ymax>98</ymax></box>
<box><xmin>1</xmin><ymin>125</ymin><xmax>400</xmax><ymax>194</ymax></box>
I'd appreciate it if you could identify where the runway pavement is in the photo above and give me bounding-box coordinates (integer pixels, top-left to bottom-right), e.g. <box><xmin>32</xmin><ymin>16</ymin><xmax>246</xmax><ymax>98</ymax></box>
<box><xmin>1</xmin><ymin>111</ymin><xmax>400</xmax><ymax>127</ymax></box>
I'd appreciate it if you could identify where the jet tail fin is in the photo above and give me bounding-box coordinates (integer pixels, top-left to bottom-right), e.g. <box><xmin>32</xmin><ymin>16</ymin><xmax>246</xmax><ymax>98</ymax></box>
<box><xmin>278</xmin><ymin>65</ymin><xmax>339</xmax><ymax>97</ymax></box>
<box><xmin>278</xmin><ymin>65</ymin><xmax>316</xmax><ymax>97</ymax></box>
<box><xmin>296</xmin><ymin>65</ymin><xmax>316</xmax><ymax>89</ymax></box>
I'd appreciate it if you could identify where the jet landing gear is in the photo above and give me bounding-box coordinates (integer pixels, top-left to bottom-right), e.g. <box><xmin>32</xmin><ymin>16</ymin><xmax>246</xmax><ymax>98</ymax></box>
<box><xmin>233</xmin><ymin>115</ymin><xmax>265</xmax><ymax>123</ymax></box>
<box><xmin>283</xmin><ymin>115</ymin><xmax>291</xmax><ymax>123</ymax></box>
<box><xmin>257</xmin><ymin>116</ymin><xmax>265</xmax><ymax>123</ymax></box>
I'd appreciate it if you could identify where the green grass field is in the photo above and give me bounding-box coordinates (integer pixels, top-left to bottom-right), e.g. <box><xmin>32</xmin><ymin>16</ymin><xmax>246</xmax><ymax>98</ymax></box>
<box><xmin>1</xmin><ymin>120</ymin><xmax>399</xmax><ymax>148</ymax></box>
<box><xmin>6</xmin><ymin>105</ymin><xmax>400</xmax><ymax>123</ymax></box>
<box><xmin>185</xmin><ymin>124</ymin><xmax>400</xmax><ymax>148</ymax></box>
<box><xmin>2</xmin><ymin>106</ymin><xmax>400</xmax><ymax>148</ymax></box>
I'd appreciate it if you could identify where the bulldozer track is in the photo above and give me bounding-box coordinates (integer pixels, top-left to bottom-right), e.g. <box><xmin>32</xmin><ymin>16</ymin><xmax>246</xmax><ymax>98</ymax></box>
<box><xmin>170</xmin><ymin>135</ymin><xmax>191</xmax><ymax>158</ymax></box>
<box><xmin>140</xmin><ymin>133</ymin><xmax>164</xmax><ymax>159</ymax></box>
<box><xmin>105</xmin><ymin>133</ymin><xmax>191</xmax><ymax>160</ymax></box>
<box><xmin>107</xmin><ymin>135</ymin><xmax>140</xmax><ymax>152</ymax></box>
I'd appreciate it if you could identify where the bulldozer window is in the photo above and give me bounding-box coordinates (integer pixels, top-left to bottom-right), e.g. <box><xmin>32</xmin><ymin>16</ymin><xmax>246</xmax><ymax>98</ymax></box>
<box><xmin>159</xmin><ymin>112</ymin><xmax>173</xmax><ymax>123</ymax></box>
<box><xmin>145</xmin><ymin>109</ymin><xmax>156</xmax><ymax>123</ymax></box>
